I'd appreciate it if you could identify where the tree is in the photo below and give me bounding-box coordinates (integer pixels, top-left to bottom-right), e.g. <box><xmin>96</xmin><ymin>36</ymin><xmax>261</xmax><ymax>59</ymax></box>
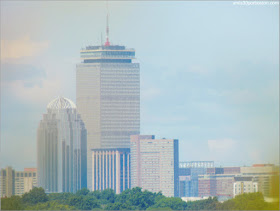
<box><xmin>151</xmin><ymin>197</ymin><xmax>187</xmax><ymax>210</ymax></box>
<box><xmin>80</xmin><ymin>195</ymin><xmax>101</xmax><ymax>210</ymax></box>
<box><xmin>48</xmin><ymin>192</ymin><xmax>74</xmax><ymax>204</ymax></box>
<box><xmin>185</xmin><ymin>197</ymin><xmax>218</xmax><ymax>210</ymax></box>
<box><xmin>1</xmin><ymin>195</ymin><xmax>23</xmax><ymax>210</ymax></box>
<box><xmin>25</xmin><ymin>201</ymin><xmax>75</xmax><ymax>210</ymax></box>
<box><xmin>105</xmin><ymin>202</ymin><xmax>135</xmax><ymax>210</ymax></box>
<box><xmin>76</xmin><ymin>188</ymin><xmax>90</xmax><ymax>196</ymax></box>
<box><xmin>68</xmin><ymin>195</ymin><xmax>100</xmax><ymax>210</ymax></box>
<box><xmin>100</xmin><ymin>189</ymin><xmax>116</xmax><ymax>204</ymax></box>
<box><xmin>22</xmin><ymin>187</ymin><xmax>48</xmax><ymax>205</ymax></box>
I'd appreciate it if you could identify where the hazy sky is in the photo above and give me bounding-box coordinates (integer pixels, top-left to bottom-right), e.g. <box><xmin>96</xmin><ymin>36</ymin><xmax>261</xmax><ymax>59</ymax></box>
<box><xmin>1</xmin><ymin>1</ymin><xmax>279</xmax><ymax>170</ymax></box>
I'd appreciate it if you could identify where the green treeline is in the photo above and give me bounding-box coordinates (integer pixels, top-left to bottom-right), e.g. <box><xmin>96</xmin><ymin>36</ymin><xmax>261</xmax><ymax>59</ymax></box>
<box><xmin>1</xmin><ymin>187</ymin><xmax>279</xmax><ymax>210</ymax></box>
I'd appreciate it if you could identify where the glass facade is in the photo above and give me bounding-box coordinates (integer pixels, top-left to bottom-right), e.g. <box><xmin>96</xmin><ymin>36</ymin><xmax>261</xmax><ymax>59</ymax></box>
<box><xmin>76</xmin><ymin>45</ymin><xmax>140</xmax><ymax>190</ymax></box>
<box><xmin>37</xmin><ymin>97</ymin><xmax>87</xmax><ymax>193</ymax></box>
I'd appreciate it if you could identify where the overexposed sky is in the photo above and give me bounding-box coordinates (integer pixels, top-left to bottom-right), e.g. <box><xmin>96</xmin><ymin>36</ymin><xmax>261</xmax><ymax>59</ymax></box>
<box><xmin>1</xmin><ymin>1</ymin><xmax>279</xmax><ymax>170</ymax></box>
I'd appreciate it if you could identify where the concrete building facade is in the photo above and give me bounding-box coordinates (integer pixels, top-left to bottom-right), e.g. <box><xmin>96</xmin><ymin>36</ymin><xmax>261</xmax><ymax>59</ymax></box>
<box><xmin>0</xmin><ymin>167</ymin><xmax>37</xmax><ymax>197</ymax></box>
<box><xmin>15</xmin><ymin>168</ymin><xmax>37</xmax><ymax>196</ymax></box>
<box><xmin>130</xmin><ymin>135</ymin><xmax>179</xmax><ymax>197</ymax></box>
<box><xmin>233</xmin><ymin>177</ymin><xmax>258</xmax><ymax>197</ymax></box>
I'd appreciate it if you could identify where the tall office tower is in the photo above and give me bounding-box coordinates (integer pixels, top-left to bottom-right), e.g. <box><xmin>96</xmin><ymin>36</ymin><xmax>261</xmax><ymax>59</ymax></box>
<box><xmin>130</xmin><ymin>135</ymin><xmax>179</xmax><ymax>197</ymax></box>
<box><xmin>76</xmin><ymin>41</ymin><xmax>140</xmax><ymax>190</ymax></box>
<box><xmin>37</xmin><ymin>96</ymin><xmax>87</xmax><ymax>193</ymax></box>
<box><xmin>92</xmin><ymin>148</ymin><xmax>130</xmax><ymax>194</ymax></box>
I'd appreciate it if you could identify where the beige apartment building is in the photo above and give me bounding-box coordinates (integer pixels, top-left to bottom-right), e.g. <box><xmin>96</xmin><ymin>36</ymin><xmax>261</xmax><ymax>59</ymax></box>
<box><xmin>130</xmin><ymin>135</ymin><xmax>179</xmax><ymax>197</ymax></box>
<box><xmin>0</xmin><ymin>167</ymin><xmax>37</xmax><ymax>197</ymax></box>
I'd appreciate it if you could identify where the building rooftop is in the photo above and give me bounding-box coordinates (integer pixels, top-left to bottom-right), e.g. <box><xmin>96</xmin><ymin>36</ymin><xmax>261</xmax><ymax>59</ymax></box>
<box><xmin>47</xmin><ymin>96</ymin><xmax>76</xmax><ymax>110</ymax></box>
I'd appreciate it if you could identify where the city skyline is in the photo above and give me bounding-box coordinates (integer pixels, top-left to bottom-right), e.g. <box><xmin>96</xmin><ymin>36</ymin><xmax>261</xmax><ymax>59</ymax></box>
<box><xmin>1</xmin><ymin>1</ymin><xmax>279</xmax><ymax>170</ymax></box>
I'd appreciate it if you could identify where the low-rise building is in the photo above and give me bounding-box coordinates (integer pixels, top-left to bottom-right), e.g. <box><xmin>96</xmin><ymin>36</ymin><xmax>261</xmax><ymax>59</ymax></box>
<box><xmin>233</xmin><ymin>176</ymin><xmax>258</xmax><ymax>197</ymax></box>
<box><xmin>0</xmin><ymin>167</ymin><xmax>37</xmax><ymax>197</ymax></box>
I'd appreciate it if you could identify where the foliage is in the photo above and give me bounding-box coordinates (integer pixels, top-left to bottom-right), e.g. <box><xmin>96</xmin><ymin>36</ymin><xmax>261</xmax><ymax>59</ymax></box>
<box><xmin>185</xmin><ymin>197</ymin><xmax>218</xmax><ymax>210</ymax></box>
<box><xmin>1</xmin><ymin>195</ymin><xmax>24</xmax><ymax>210</ymax></box>
<box><xmin>1</xmin><ymin>187</ymin><xmax>279</xmax><ymax>210</ymax></box>
<box><xmin>217</xmin><ymin>192</ymin><xmax>278</xmax><ymax>210</ymax></box>
<box><xmin>151</xmin><ymin>197</ymin><xmax>187</xmax><ymax>210</ymax></box>
<box><xmin>25</xmin><ymin>201</ymin><xmax>75</xmax><ymax>210</ymax></box>
<box><xmin>68</xmin><ymin>194</ymin><xmax>101</xmax><ymax>210</ymax></box>
<box><xmin>48</xmin><ymin>192</ymin><xmax>74</xmax><ymax>204</ymax></box>
<box><xmin>21</xmin><ymin>187</ymin><xmax>48</xmax><ymax>205</ymax></box>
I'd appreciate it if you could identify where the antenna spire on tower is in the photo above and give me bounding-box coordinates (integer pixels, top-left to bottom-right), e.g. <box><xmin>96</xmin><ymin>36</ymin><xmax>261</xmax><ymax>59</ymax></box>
<box><xmin>105</xmin><ymin>0</ymin><xmax>110</xmax><ymax>46</ymax></box>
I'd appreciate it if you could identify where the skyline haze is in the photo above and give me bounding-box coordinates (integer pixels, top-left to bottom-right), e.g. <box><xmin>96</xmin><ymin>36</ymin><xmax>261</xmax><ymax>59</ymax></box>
<box><xmin>0</xmin><ymin>1</ymin><xmax>279</xmax><ymax>170</ymax></box>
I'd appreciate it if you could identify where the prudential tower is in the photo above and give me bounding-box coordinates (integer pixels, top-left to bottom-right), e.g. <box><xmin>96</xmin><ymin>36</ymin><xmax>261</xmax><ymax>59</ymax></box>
<box><xmin>76</xmin><ymin>14</ymin><xmax>140</xmax><ymax>190</ymax></box>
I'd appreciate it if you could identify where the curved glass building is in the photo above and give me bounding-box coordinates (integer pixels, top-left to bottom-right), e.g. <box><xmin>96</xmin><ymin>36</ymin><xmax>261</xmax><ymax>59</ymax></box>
<box><xmin>37</xmin><ymin>96</ymin><xmax>87</xmax><ymax>193</ymax></box>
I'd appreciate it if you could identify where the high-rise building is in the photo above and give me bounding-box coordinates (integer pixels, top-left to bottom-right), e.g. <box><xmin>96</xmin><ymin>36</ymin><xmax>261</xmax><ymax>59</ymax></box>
<box><xmin>0</xmin><ymin>167</ymin><xmax>37</xmax><ymax>197</ymax></box>
<box><xmin>130</xmin><ymin>135</ymin><xmax>179</xmax><ymax>197</ymax></box>
<box><xmin>76</xmin><ymin>43</ymin><xmax>140</xmax><ymax>190</ymax></box>
<box><xmin>92</xmin><ymin>148</ymin><xmax>130</xmax><ymax>194</ymax></box>
<box><xmin>37</xmin><ymin>96</ymin><xmax>87</xmax><ymax>193</ymax></box>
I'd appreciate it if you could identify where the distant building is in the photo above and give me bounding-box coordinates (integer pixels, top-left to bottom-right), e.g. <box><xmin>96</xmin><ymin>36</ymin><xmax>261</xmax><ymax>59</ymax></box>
<box><xmin>130</xmin><ymin>135</ymin><xmax>179</xmax><ymax>197</ymax></box>
<box><xmin>240</xmin><ymin>165</ymin><xmax>279</xmax><ymax>197</ymax></box>
<box><xmin>0</xmin><ymin>167</ymin><xmax>14</xmax><ymax>197</ymax></box>
<box><xmin>179</xmin><ymin>161</ymin><xmax>214</xmax><ymax>197</ymax></box>
<box><xmin>15</xmin><ymin>168</ymin><xmax>37</xmax><ymax>196</ymax></box>
<box><xmin>198</xmin><ymin>174</ymin><xmax>236</xmax><ymax>199</ymax></box>
<box><xmin>37</xmin><ymin>96</ymin><xmax>87</xmax><ymax>193</ymax></box>
<box><xmin>92</xmin><ymin>148</ymin><xmax>130</xmax><ymax>194</ymax></box>
<box><xmin>0</xmin><ymin>167</ymin><xmax>37</xmax><ymax>197</ymax></box>
<box><xmin>233</xmin><ymin>177</ymin><xmax>258</xmax><ymax>197</ymax></box>
<box><xmin>181</xmin><ymin>196</ymin><xmax>213</xmax><ymax>202</ymax></box>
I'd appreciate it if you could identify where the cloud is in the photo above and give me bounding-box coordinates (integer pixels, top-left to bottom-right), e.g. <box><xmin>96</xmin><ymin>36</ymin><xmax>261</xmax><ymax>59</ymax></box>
<box><xmin>1</xmin><ymin>35</ymin><xmax>49</xmax><ymax>61</ymax></box>
<box><xmin>2</xmin><ymin>77</ymin><xmax>62</xmax><ymax>106</ymax></box>
<box><xmin>208</xmin><ymin>138</ymin><xmax>236</xmax><ymax>153</ymax></box>
<box><xmin>1</xmin><ymin>63</ymin><xmax>62</xmax><ymax>105</ymax></box>
<box><xmin>1</xmin><ymin>63</ymin><xmax>46</xmax><ymax>87</ymax></box>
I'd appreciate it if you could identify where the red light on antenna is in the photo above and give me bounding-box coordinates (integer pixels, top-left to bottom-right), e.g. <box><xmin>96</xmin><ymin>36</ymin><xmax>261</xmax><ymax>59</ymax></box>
<box><xmin>105</xmin><ymin>39</ymin><xmax>110</xmax><ymax>46</ymax></box>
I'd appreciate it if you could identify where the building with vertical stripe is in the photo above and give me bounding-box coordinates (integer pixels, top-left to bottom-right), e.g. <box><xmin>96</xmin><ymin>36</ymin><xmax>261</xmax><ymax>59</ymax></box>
<box><xmin>91</xmin><ymin>148</ymin><xmax>130</xmax><ymax>194</ymax></box>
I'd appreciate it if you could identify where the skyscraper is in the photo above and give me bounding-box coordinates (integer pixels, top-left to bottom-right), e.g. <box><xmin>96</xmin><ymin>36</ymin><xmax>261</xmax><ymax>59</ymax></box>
<box><xmin>76</xmin><ymin>39</ymin><xmax>140</xmax><ymax>189</ymax></box>
<box><xmin>130</xmin><ymin>135</ymin><xmax>179</xmax><ymax>197</ymax></box>
<box><xmin>37</xmin><ymin>96</ymin><xmax>87</xmax><ymax>193</ymax></box>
